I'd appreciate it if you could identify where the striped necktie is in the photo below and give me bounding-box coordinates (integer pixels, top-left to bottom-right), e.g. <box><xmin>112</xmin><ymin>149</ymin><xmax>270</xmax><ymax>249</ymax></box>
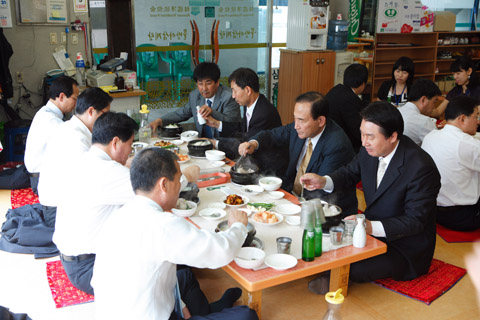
<box><xmin>203</xmin><ymin>99</ymin><xmax>213</xmax><ymax>138</ymax></box>
<box><xmin>293</xmin><ymin>139</ymin><xmax>313</xmax><ymax>196</ymax></box>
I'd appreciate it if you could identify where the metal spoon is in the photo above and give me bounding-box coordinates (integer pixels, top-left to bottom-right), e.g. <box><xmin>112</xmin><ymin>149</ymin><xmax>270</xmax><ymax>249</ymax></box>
<box><xmin>298</xmin><ymin>183</ymin><xmax>306</xmax><ymax>203</ymax></box>
<box><xmin>236</xmin><ymin>256</ymin><xmax>258</xmax><ymax>261</ymax></box>
<box><xmin>203</xmin><ymin>212</ymin><xmax>221</xmax><ymax>218</ymax></box>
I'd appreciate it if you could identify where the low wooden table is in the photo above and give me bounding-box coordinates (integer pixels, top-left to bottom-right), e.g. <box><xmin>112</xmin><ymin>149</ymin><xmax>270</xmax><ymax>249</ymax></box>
<box><xmin>223</xmin><ymin>235</ymin><xmax>386</xmax><ymax>318</ymax></box>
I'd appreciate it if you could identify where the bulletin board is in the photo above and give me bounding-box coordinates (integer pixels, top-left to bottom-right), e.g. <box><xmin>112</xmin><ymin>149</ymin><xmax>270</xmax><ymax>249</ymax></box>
<box><xmin>15</xmin><ymin>0</ymin><xmax>68</xmax><ymax>25</ymax></box>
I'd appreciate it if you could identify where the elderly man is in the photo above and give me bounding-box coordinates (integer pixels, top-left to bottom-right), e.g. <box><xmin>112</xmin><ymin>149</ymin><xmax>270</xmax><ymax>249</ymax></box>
<box><xmin>37</xmin><ymin>87</ymin><xmax>112</xmax><ymax>227</ymax></box>
<box><xmin>326</xmin><ymin>63</ymin><xmax>368</xmax><ymax>152</ymax></box>
<box><xmin>24</xmin><ymin>76</ymin><xmax>79</xmax><ymax>193</ymax></box>
<box><xmin>398</xmin><ymin>79</ymin><xmax>442</xmax><ymax>145</ymax></box>
<box><xmin>208</xmin><ymin>67</ymin><xmax>287</xmax><ymax>175</ymax></box>
<box><xmin>92</xmin><ymin>148</ymin><xmax>258</xmax><ymax>320</ymax></box>
<box><xmin>422</xmin><ymin>96</ymin><xmax>480</xmax><ymax>231</ymax></box>
<box><xmin>150</xmin><ymin>62</ymin><xmax>241</xmax><ymax>138</ymax></box>
<box><xmin>239</xmin><ymin>91</ymin><xmax>357</xmax><ymax>215</ymax></box>
<box><xmin>301</xmin><ymin>101</ymin><xmax>440</xmax><ymax>285</ymax></box>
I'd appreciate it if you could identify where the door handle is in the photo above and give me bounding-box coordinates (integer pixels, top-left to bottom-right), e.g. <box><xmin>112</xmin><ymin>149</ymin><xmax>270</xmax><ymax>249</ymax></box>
<box><xmin>316</xmin><ymin>58</ymin><xmax>325</xmax><ymax>64</ymax></box>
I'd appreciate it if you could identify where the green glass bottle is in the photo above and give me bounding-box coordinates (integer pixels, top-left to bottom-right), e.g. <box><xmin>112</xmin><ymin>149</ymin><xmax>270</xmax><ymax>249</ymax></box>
<box><xmin>314</xmin><ymin>225</ymin><xmax>323</xmax><ymax>257</ymax></box>
<box><xmin>302</xmin><ymin>229</ymin><xmax>315</xmax><ymax>262</ymax></box>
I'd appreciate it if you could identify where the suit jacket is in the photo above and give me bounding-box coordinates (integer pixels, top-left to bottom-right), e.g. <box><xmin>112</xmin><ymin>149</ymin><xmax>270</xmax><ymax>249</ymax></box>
<box><xmin>326</xmin><ymin>84</ymin><xmax>366</xmax><ymax>152</ymax></box>
<box><xmin>330</xmin><ymin>136</ymin><xmax>441</xmax><ymax>280</ymax></box>
<box><xmin>160</xmin><ymin>85</ymin><xmax>241</xmax><ymax>138</ymax></box>
<box><xmin>252</xmin><ymin>119</ymin><xmax>357</xmax><ymax>215</ymax></box>
<box><xmin>218</xmin><ymin>94</ymin><xmax>287</xmax><ymax>176</ymax></box>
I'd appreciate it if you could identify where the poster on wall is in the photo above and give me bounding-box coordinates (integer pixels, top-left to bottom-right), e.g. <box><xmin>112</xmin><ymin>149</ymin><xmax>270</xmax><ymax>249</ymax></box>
<box><xmin>0</xmin><ymin>0</ymin><xmax>13</xmax><ymax>27</ymax></box>
<box><xmin>46</xmin><ymin>0</ymin><xmax>67</xmax><ymax>23</ymax></box>
<box><xmin>74</xmin><ymin>0</ymin><xmax>88</xmax><ymax>13</ymax></box>
<box><xmin>134</xmin><ymin>0</ymin><xmax>258</xmax><ymax>74</ymax></box>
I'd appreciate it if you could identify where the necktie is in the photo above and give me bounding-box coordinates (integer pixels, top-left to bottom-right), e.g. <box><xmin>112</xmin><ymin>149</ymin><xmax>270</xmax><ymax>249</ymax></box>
<box><xmin>376</xmin><ymin>158</ymin><xmax>387</xmax><ymax>189</ymax></box>
<box><xmin>293</xmin><ymin>139</ymin><xmax>313</xmax><ymax>196</ymax></box>
<box><xmin>246</xmin><ymin>112</ymin><xmax>251</xmax><ymax>132</ymax></box>
<box><xmin>203</xmin><ymin>99</ymin><xmax>213</xmax><ymax>138</ymax></box>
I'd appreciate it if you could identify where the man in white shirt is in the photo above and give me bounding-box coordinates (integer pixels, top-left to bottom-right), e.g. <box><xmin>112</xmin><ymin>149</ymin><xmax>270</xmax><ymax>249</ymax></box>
<box><xmin>54</xmin><ymin>112</ymin><xmax>137</xmax><ymax>295</ymax></box>
<box><xmin>422</xmin><ymin>95</ymin><xmax>480</xmax><ymax>231</ymax></box>
<box><xmin>92</xmin><ymin>148</ymin><xmax>258</xmax><ymax>320</ymax></box>
<box><xmin>301</xmin><ymin>102</ymin><xmax>440</xmax><ymax>286</ymax></box>
<box><xmin>398</xmin><ymin>79</ymin><xmax>442</xmax><ymax>145</ymax></box>
<box><xmin>24</xmin><ymin>76</ymin><xmax>79</xmax><ymax>194</ymax></box>
<box><xmin>38</xmin><ymin>87</ymin><xmax>112</xmax><ymax>227</ymax></box>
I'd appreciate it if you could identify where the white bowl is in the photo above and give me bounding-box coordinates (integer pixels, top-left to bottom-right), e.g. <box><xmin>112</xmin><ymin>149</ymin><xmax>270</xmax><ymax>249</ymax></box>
<box><xmin>171</xmin><ymin>201</ymin><xmax>197</xmax><ymax>217</ymax></box>
<box><xmin>241</xmin><ymin>185</ymin><xmax>264</xmax><ymax>195</ymax></box>
<box><xmin>180</xmin><ymin>130</ymin><xmax>199</xmax><ymax>142</ymax></box>
<box><xmin>234</xmin><ymin>247</ymin><xmax>266</xmax><ymax>269</ymax></box>
<box><xmin>208</xmin><ymin>202</ymin><xmax>227</xmax><ymax>209</ymax></box>
<box><xmin>275</xmin><ymin>203</ymin><xmax>301</xmax><ymax>216</ymax></box>
<box><xmin>199</xmin><ymin>208</ymin><xmax>227</xmax><ymax>220</ymax></box>
<box><xmin>209</xmin><ymin>160</ymin><xmax>225</xmax><ymax>168</ymax></box>
<box><xmin>223</xmin><ymin>195</ymin><xmax>249</xmax><ymax>208</ymax></box>
<box><xmin>285</xmin><ymin>216</ymin><xmax>301</xmax><ymax>226</ymax></box>
<box><xmin>259</xmin><ymin>177</ymin><xmax>282</xmax><ymax>191</ymax></box>
<box><xmin>265</xmin><ymin>254</ymin><xmax>297</xmax><ymax>271</ymax></box>
<box><xmin>205</xmin><ymin>150</ymin><xmax>226</xmax><ymax>161</ymax></box>
<box><xmin>267</xmin><ymin>191</ymin><xmax>284</xmax><ymax>200</ymax></box>
<box><xmin>172</xmin><ymin>139</ymin><xmax>184</xmax><ymax>146</ymax></box>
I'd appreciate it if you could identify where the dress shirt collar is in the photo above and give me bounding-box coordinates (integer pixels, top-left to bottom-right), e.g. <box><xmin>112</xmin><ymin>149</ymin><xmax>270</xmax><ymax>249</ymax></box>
<box><xmin>245</xmin><ymin>96</ymin><xmax>259</xmax><ymax>116</ymax></box>
<box><xmin>309</xmin><ymin>127</ymin><xmax>325</xmax><ymax>150</ymax></box>
<box><xmin>403</xmin><ymin>101</ymin><xmax>421</xmax><ymax>114</ymax></box>
<box><xmin>134</xmin><ymin>194</ymin><xmax>164</xmax><ymax>212</ymax></box>
<box><xmin>46</xmin><ymin>100</ymin><xmax>64</xmax><ymax>118</ymax></box>
<box><xmin>90</xmin><ymin>145</ymin><xmax>113</xmax><ymax>161</ymax></box>
<box><xmin>443</xmin><ymin>123</ymin><xmax>467</xmax><ymax>135</ymax></box>
<box><xmin>379</xmin><ymin>139</ymin><xmax>400</xmax><ymax>167</ymax></box>
<box><xmin>70</xmin><ymin>115</ymin><xmax>92</xmax><ymax>138</ymax></box>
<box><xmin>206</xmin><ymin>95</ymin><xmax>215</xmax><ymax>106</ymax></box>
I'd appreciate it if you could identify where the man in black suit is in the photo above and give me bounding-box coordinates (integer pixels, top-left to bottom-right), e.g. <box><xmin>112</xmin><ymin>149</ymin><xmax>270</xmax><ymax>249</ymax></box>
<box><xmin>239</xmin><ymin>92</ymin><xmax>357</xmax><ymax>215</ymax></box>
<box><xmin>326</xmin><ymin>64</ymin><xmax>368</xmax><ymax>153</ymax></box>
<box><xmin>302</xmin><ymin>101</ymin><xmax>441</xmax><ymax>283</ymax></box>
<box><xmin>207</xmin><ymin>68</ymin><xmax>287</xmax><ymax>175</ymax></box>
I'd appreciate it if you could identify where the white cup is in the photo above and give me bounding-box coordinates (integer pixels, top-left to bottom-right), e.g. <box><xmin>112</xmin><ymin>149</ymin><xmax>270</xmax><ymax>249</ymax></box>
<box><xmin>196</xmin><ymin>106</ymin><xmax>206</xmax><ymax>125</ymax></box>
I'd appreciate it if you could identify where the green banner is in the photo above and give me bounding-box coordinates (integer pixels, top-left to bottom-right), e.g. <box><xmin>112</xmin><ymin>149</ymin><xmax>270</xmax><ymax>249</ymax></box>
<box><xmin>348</xmin><ymin>0</ymin><xmax>362</xmax><ymax>42</ymax></box>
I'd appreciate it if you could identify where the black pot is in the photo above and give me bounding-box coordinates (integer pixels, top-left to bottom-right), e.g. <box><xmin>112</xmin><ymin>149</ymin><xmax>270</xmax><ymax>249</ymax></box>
<box><xmin>229</xmin><ymin>164</ymin><xmax>259</xmax><ymax>185</ymax></box>
<box><xmin>215</xmin><ymin>220</ymin><xmax>256</xmax><ymax>247</ymax></box>
<box><xmin>321</xmin><ymin>203</ymin><xmax>343</xmax><ymax>233</ymax></box>
<box><xmin>161</xmin><ymin>124</ymin><xmax>183</xmax><ymax>137</ymax></box>
<box><xmin>187</xmin><ymin>139</ymin><xmax>213</xmax><ymax>157</ymax></box>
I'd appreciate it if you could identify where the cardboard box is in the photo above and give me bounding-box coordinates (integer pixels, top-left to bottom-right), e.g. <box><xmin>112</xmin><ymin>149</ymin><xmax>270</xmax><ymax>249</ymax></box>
<box><xmin>117</xmin><ymin>69</ymin><xmax>137</xmax><ymax>87</ymax></box>
<box><xmin>377</xmin><ymin>0</ymin><xmax>433</xmax><ymax>33</ymax></box>
<box><xmin>434</xmin><ymin>11</ymin><xmax>456</xmax><ymax>31</ymax></box>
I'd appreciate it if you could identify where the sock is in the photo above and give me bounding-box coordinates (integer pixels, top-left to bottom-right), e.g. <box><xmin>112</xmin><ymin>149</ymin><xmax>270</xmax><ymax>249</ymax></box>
<box><xmin>209</xmin><ymin>287</ymin><xmax>242</xmax><ymax>313</ymax></box>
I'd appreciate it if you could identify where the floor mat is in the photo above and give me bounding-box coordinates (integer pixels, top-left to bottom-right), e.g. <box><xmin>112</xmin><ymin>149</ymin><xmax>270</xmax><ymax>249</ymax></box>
<box><xmin>373</xmin><ymin>259</ymin><xmax>466</xmax><ymax>305</ymax></box>
<box><xmin>46</xmin><ymin>260</ymin><xmax>94</xmax><ymax>308</ymax></box>
<box><xmin>436</xmin><ymin>224</ymin><xmax>480</xmax><ymax>243</ymax></box>
<box><xmin>11</xmin><ymin>188</ymin><xmax>39</xmax><ymax>209</ymax></box>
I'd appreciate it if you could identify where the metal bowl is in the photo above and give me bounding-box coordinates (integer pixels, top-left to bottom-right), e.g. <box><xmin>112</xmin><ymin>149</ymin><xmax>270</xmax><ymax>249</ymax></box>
<box><xmin>215</xmin><ymin>220</ymin><xmax>256</xmax><ymax>247</ymax></box>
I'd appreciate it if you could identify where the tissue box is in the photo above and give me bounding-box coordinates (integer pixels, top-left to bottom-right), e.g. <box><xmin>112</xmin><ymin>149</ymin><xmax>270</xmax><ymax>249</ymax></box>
<box><xmin>434</xmin><ymin>11</ymin><xmax>456</xmax><ymax>31</ymax></box>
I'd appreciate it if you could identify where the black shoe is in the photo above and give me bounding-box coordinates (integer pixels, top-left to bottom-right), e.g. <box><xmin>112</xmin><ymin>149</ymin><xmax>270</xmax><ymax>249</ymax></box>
<box><xmin>209</xmin><ymin>287</ymin><xmax>242</xmax><ymax>313</ymax></box>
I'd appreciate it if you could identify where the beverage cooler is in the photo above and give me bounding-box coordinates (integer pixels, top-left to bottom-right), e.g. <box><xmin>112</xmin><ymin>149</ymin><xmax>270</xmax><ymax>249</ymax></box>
<box><xmin>287</xmin><ymin>0</ymin><xmax>330</xmax><ymax>50</ymax></box>
<box><xmin>348</xmin><ymin>0</ymin><xmax>377</xmax><ymax>41</ymax></box>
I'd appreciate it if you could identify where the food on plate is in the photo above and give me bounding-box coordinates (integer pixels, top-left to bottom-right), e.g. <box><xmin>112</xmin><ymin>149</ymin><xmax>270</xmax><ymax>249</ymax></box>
<box><xmin>154</xmin><ymin>140</ymin><xmax>174</xmax><ymax>148</ymax></box>
<box><xmin>224</xmin><ymin>194</ymin><xmax>244</xmax><ymax>205</ymax></box>
<box><xmin>176</xmin><ymin>153</ymin><xmax>190</xmax><ymax>162</ymax></box>
<box><xmin>247</xmin><ymin>202</ymin><xmax>274</xmax><ymax>212</ymax></box>
<box><xmin>193</xmin><ymin>140</ymin><xmax>211</xmax><ymax>147</ymax></box>
<box><xmin>253</xmin><ymin>211</ymin><xmax>279</xmax><ymax>224</ymax></box>
<box><xmin>165</xmin><ymin>124</ymin><xmax>179</xmax><ymax>128</ymax></box>
<box><xmin>176</xmin><ymin>198</ymin><xmax>191</xmax><ymax>210</ymax></box>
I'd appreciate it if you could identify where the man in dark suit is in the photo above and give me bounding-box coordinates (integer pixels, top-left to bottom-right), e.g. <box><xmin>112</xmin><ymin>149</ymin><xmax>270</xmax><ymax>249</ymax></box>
<box><xmin>206</xmin><ymin>68</ymin><xmax>287</xmax><ymax>175</ymax></box>
<box><xmin>326</xmin><ymin>64</ymin><xmax>368</xmax><ymax>153</ymax></box>
<box><xmin>239</xmin><ymin>91</ymin><xmax>357</xmax><ymax>215</ymax></box>
<box><xmin>150</xmin><ymin>62</ymin><xmax>241</xmax><ymax>138</ymax></box>
<box><xmin>301</xmin><ymin>101</ymin><xmax>441</xmax><ymax>283</ymax></box>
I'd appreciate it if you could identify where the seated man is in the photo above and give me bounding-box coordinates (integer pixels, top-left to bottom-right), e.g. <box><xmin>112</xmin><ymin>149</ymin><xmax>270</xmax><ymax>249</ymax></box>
<box><xmin>422</xmin><ymin>95</ymin><xmax>480</xmax><ymax>231</ymax></box>
<box><xmin>301</xmin><ymin>101</ymin><xmax>441</xmax><ymax>283</ymax></box>
<box><xmin>398</xmin><ymin>79</ymin><xmax>442</xmax><ymax>145</ymax></box>
<box><xmin>325</xmin><ymin>63</ymin><xmax>368</xmax><ymax>153</ymax></box>
<box><xmin>208</xmin><ymin>67</ymin><xmax>288</xmax><ymax>175</ymax></box>
<box><xmin>37</xmin><ymin>87</ymin><xmax>112</xmax><ymax>227</ymax></box>
<box><xmin>239</xmin><ymin>91</ymin><xmax>357</xmax><ymax>215</ymax></box>
<box><xmin>150</xmin><ymin>62</ymin><xmax>241</xmax><ymax>138</ymax></box>
<box><xmin>24</xmin><ymin>76</ymin><xmax>79</xmax><ymax>193</ymax></box>
<box><xmin>92</xmin><ymin>148</ymin><xmax>258</xmax><ymax>320</ymax></box>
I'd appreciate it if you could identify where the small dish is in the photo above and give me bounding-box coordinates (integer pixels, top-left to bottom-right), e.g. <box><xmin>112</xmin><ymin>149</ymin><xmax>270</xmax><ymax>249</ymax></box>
<box><xmin>180</xmin><ymin>130</ymin><xmax>199</xmax><ymax>142</ymax></box>
<box><xmin>177</xmin><ymin>154</ymin><xmax>190</xmax><ymax>164</ymax></box>
<box><xmin>171</xmin><ymin>200</ymin><xmax>197</xmax><ymax>218</ymax></box>
<box><xmin>258</xmin><ymin>177</ymin><xmax>282</xmax><ymax>191</ymax></box>
<box><xmin>205</xmin><ymin>150</ymin><xmax>226</xmax><ymax>161</ymax></box>
<box><xmin>275</xmin><ymin>203</ymin><xmax>301</xmax><ymax>216</ymax></box>
<box><xmin>264</xmin><ymin>253</ymin><xmax>298</xmax><ymax>271</ymax></box>
<box><xmin>267</xmin><ymin>191</ymin><xmax>284</xmax><ymax>200</ymax></box>
<box><xmin>209</xmin><ymin>160</ymin><xmax>225</xmax><ymax>168</ymax></box>
<box><xmin>241</xmin><ymin>185</ymin><xmax>264</xmax><ymax>195</ymax></box>
<box><xmin>208</xmin><ymin>202</ymin><xmax>227</xmax><ymax>209</ymax></box>
<box><xmin>221</xmin><ymin>187</ymin><xmax>235</xmax><ymax>195</ymax></box>
<box><xmin>251</xmin><ymin>211</ymin><xmax>284</xmax><ymax>226</ymax></box>
<box><xmin>234</xmin><ymin>247</ymin><xmax>266</xmax><ymax>269</ymax></box>
<box><xmin>224</xmin><ymin>195</ymin><xmax>249</xmax><ymax>208</ymax></box>
<box><xmin>285</xmin><ymin>216</ymin><xmax>301</xmax><ymax>226</ymax></box>
<box><xmin>172</xmin><ymin>139</ymin><xmax>184</xmax><ymax>146</ymax></box>
<box><xmin>199</xmin><ymin>208</ymin><xmax>227</xmax><ymax>220</ymax></box>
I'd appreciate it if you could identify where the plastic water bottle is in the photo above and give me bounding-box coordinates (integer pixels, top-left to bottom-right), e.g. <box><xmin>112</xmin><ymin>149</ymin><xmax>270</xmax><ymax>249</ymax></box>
<box><xmin>138</xmin><ymin>104</ymin><xmax>152</xmax><ymax>143</ymax></box>
<box><xmin>75</xmin><ymin>52</ymin><xmax>86</xmax><ymax>86</ymax></box>
<box><xmin>322</xmin><ymin>289</ymin><xmax>344</xmax><ymax>320</ymax></box>
<box><xmin>327</xmin><ymin>20</ymin><xmax>349</xmax><ymax>51</ymax></box>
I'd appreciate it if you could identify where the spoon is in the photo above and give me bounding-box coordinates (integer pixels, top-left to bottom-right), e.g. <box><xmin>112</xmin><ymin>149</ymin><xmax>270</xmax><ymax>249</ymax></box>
<box><xmin>203</xmin><ymin>212</ymin><xmax>221</xmax><ymax>218</ymax></box>
<box><xmin>236</xmin><ymin>256</ymin><xmax>258</xmax><ymax>261</ymax></box>
<box><xmin>298</xmin><ymin>183</ymin><xmax>306</xmax><ymax>203</ymax></box>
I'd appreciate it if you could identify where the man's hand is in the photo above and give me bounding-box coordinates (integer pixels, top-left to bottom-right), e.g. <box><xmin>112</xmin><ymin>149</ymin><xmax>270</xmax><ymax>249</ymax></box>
<box><xmin>205</xmin><ymin>138</ymin><xmax>217</xmax><ymax>149</ymax></box>
<box><xmin>300</xmin><ymin>173</ymin><xmax>326</xmax><ymax>191</ymax></box>
<box><xmin>182</xmin><ymin>165</ymin><xmax>200</xmax><ymax>183</ymax></box>
<box><xmin>149</xmin><ymin>118</ymin><xmax>163</xmax><ymax>135</ymax></box>
<box><xmin>228</xmin><ymin>209</ymin><xmax>248</xmax><ymax>227</ymax></box>
<box><xmin>205</xmin><ymin>115</ymin><xmax>220</xmax><ymax>129</ymax></box>
<box><xmin>238</xmin><ymin>141</ymin><xmax>258</xmax><ymax>156</ymax></box>
<box><xmin>344</xmin><ymin>214</ymin><xmax>373</xmax><ymax>234</ymax></box>
<box><xmin>198</xmin><ymin>104</ymin><xmax>212</xmax><ymax>118</ymax></box>
<box><xmin>182</xmin><ymin>306</ymin><xmax>192</xmax><ymax>319</ymax></box>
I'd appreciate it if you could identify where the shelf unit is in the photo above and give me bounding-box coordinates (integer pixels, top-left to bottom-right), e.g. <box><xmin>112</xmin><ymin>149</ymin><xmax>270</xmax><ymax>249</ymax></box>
<box><xmin>371</xmin><ymin>31</ymin><xmax>480</xmax><ymax>100</ymax></box>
